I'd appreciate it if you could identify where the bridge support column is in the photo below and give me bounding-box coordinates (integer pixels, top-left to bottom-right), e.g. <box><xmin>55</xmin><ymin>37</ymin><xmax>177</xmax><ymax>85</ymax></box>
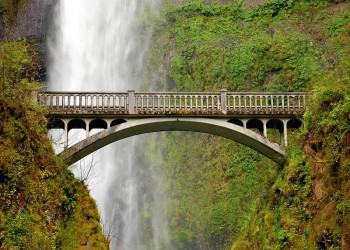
<box><xmin>282</xmin><ymin>119</ymin><xmax>288</xmax><ymax>147</ymax></box>
<box><xmin>105</xmin><ymin>119</ymin><xmax>113</xmax><ymax>129</ymax></box>
<box><xmin>261</xmin><ymin>119</ymin><xmax>268</xmax><ymax>138</ymax></box>
<box><xmin>220</xmin><ymin>89</ymin><xmax>227</xmax><ymax>115</ymax></box>
<box><xmin>63</xmin><ymin>119</ymin><xmax>69</xmax><ymax>148</ymax></box>
<box><xmin>241</xmin><ymin>119</ymin><xmax>248</xmax><ymax>128</ymax></box>
<box><xmin>84</xmin><ymin>119</ymin><xmax>92</xmax><ymax>139</ymax></box>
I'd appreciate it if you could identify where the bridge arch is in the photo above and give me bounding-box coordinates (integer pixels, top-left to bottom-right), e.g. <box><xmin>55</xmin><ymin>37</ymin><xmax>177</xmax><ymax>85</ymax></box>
<box><xmin>58</xmin><ymin>118</ymin><xmax>287</xmax><ymax>166</ymax></box>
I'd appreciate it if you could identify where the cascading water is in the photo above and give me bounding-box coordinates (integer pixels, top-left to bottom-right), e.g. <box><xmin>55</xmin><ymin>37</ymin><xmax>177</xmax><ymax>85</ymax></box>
<box><xmin>48</xmin><ymin>0</ymin><xmax>170</xmax><ymax>249</ymax></box>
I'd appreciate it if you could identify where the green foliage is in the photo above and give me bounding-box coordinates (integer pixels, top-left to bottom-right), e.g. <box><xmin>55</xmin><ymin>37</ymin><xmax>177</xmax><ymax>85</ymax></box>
<box><xmin>0</xmin><ymin>40</ymin><xmax>109</xmax><ymax>248</ymax></box>
<box><xmin>143</xmin><ymin>0</ymin><xmax>350</xmax><ymax>249</ymax></box>
<box><xmin>232</xmin><ymin>4</ymin><xmax>350</xmax><ymax>248</ymax></box>
<box><xmin>326</xmin><ymin>9</ymin><xmax>350</xmax><ymax>38</ymax></box>
<box><xmin>147</xmin><ymin>0</ymin><xmax>327</xmax><ymax>93</ymax></box>
<box><xmin>141</xmin><ymin>132</ymin><xmax>279</xmax><ymax>249</ymax></box>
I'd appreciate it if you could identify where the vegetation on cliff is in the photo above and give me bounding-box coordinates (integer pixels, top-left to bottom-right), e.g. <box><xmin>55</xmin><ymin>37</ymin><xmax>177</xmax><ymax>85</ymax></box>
<box><xmin>1</xmin><ymin>0</ymin><xmax>349</xmax><ymax>249</ymax></box>
<box><xmin>233</xmin><ymin>35</ymin><xmax>350</xmax><ymax>248</ymax></box>
<box><xmin>140</xmin><ymin>0</ymin><xmax>350</xmax><ymax>249</ymax></box>
<box><xmin>0</xmin><ymin>40</ymin><xmax>109</xmax><ymax>248</ymax></box>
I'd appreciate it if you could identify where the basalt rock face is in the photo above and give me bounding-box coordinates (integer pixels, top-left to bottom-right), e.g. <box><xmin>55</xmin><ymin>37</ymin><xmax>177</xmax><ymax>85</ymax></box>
<box><xmin>2</xmin><ymin>0</ymin><xmax>55</xmax><ymax>40</ymax></box>
<box><xmin>0</xmin><ymin>0</ymin><xmax>55</xmax><ymax>82</ymax></box>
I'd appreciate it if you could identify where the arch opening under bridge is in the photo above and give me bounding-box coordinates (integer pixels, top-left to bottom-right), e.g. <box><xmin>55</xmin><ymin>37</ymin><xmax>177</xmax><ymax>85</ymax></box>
<box><xmin>48</xmin><ymin>117</ymin><xmax>302</xmax><ymax>166</ymax></box>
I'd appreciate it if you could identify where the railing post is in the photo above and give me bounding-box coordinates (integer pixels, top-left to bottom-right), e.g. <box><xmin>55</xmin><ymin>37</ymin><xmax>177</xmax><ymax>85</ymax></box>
<box><xmin>128</xmin><ymin>90</ymin><xmax>135</xmax><ymax>114</ymax></box>
<box><xmin>220</xmin><ymin>89</ymin><xmax>227</xmax><ymax>115</ymax></box>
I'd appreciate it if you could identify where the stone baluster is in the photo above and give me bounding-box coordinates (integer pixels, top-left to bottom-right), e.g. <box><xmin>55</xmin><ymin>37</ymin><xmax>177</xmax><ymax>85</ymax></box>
<box><xmin>157</xmin><ymin>95</ymin><xmax>160</xmax><ymax>112</ymax></box>
<box><xmin>179</xmin><ymin>96</ymin><xmax>182</xmax><ymax>110</ymax></box>
<box><xmin>49</xmin><ymin>94</ymin><xmax>53</xmax><ymax>108</ymax></box>
<box><xmin>168</xmin><ymin>95</ymin><xmax>171</xmax><ymax>110</ymax></box>
<box><xmin>86</xmin><ymin>95</ymin><xmax>89</xmax><ymax>109</ymax></box>
<box><xmin>150</xmin><ymin>95</ymin><xmax>153</xmax><ymax>112</ymax></box>
<box><xmin>73</xmin><ymin>95</ymin><xmax>76</xmax><ymax>110</ymax></box>
<box><xmin>234</xmin><ymin>96</ymin><xmax>237</xmax><ymax>111</ymax></box>
<box><xmin>205</xmin><ymin>96</ymin><xmax>209</xmax><ymax>111</ymax></box>
<box><xmin>101</xmin><ymin>95</ymin><xmax>104</xmax><ymax>110</ymax></box>
<box><xmin>270</xmin><ymin>95</ymin><xmax>273</xmax><ymax>113</ymax></box>
<box><xmin>79</xmin><ymin>95</ymin><xmax>82</xmax><ymax>110</ymax></box>
<box><xmin>63</xmin><ymin>95</ymin><xmax>66</xmax><ymax>110</ymax></box>
<box><xmin>238</xmin><ymin>96</ymin><xmax>242</xmax><ymax>113</ymax></box>
<box><xmin>184</xmin><ymin>95</ymin><xmax>187</xmax><ymax>110</ymax></box>
<box><xmin>249</xmin><ymin>95</ymin><xmax>252</xmax><ymax>110</ymax></box>
<box><xmin>69</xmin><ymin>95</ymin><xmax>72</xmax><ymax>110</ymax></box>
<box><xmin>96</xmin><ymin>95</ymin><xmax>98</xmax><ymax>109</ymax></box>
<box><xmin>112</xmin><ymin>95</ymin><xmax>116</xmax><ymax>110</ymax></box>
<box><xmin>254</xmin><ymin>95</ymin><xmax>257</xmax><ymax>112</ymax></box>
<box><xmin>146</xmin><ymin>95</ymin><xmax>149</xmax><ymax>111</ymax></box>
<box><xmin>141</xmin><ymin>95</ymin><xmax>144</xmax><ymax>110</ymax></box>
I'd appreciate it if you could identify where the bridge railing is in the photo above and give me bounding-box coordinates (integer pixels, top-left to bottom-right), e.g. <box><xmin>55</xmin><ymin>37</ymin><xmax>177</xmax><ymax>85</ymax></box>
<box><xmin>226</xmin><ymin>93</ymin><xmax>307</xmax><ymax>114</ymax></box>
<box><xmin>36</xmin><ymin>91</ymin><xmax>308</xmax><ymax>115</ymax></box>
<box><xmin>37</xmin><ymin>92</ymin><xmax>129</xmax><ymax>114</ymax></box>
<box><xmin>134</xmin><ymin>92</ymin><xmax>222</xmax><ymax>114</ymax></box>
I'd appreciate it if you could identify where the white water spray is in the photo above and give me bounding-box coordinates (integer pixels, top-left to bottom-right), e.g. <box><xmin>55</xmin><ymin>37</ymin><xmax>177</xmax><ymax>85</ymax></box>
<box><xmin>48</xmin><ymin>0</ymin><xmax>170</xmax><ymax>249</ymax></box>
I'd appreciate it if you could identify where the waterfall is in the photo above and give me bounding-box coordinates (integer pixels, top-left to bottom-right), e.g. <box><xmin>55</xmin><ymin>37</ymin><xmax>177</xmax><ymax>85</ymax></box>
<box><xmin>48</xmin><ymin>0</ymin><xmax>170</xmax><ymax>249</ymax></box>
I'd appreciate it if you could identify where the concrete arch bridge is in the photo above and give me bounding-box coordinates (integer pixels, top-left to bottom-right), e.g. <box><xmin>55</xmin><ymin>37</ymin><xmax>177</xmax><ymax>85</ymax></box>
<box><xmin>36</xmin><ymin>90</ymin><xmax>308</xmax><ymax>165</ymax></box>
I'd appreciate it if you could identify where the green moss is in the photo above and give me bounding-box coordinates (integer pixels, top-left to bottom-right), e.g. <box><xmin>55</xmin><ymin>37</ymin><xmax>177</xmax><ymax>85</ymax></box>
<box><xmin>147</xmin><ymin>0</ymin><xmax>329</xmax><ymax>93</ymax></box>
<box><xmin>0</xmin><ymin>0</ymin><xmax>26</xmax><ymax>21</ymax></box>
<box><xmin>141</xmin><ymin>0</ymin><xmax>350</xmax><ymax>249</ymax></box>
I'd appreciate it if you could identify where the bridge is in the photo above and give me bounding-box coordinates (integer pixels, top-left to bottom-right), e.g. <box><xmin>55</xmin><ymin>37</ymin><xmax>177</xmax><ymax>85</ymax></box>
<box><xmin>36</xmin><ymin>90</ymin><xmax>308</xmax><ymax>165</ymax></box>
